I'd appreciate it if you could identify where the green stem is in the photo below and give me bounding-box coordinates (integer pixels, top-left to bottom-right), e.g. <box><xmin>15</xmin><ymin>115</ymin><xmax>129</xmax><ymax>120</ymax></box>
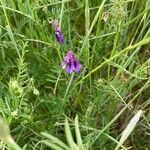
<box><xmin>79</xmin><ymin>0</ymin><xmax>106</xmax><ymax>56</ymax></box>
<box><xmin>0</xmin><ymin>0</ymin><xmax>20</xmax><ymax>57</ymax></box>
<box><xmin>56</xmin><ymin>45</ymin><xmax>62</xmax><ymax>62</ymax></box>
<box><xmin>107</xmin><ymin>21</ymin><xmax>121</xmax><ymax>80</ymax></box>
<box><xmin>63</xmin><ymin>72</ymin><xmax>74</xmax><ymax>101</ymax></box>
<box><xmin>71</xmin><ymin>37</ymin><xmax>150</xmax><ymax>91</ymax></box>
<box><xmin>123</xmin><ymin>7</ymin><xmax>150</xmax><ymax>28</ymax></box>
<box><xmin>53</xmin><ymin>71</ymin><xmax>62</xmax><ymax>95</ymax></box>
<box><xmin>91</xmin><ymin>79</ymin><xmax>150</xmax><ymax>144</ymax></box>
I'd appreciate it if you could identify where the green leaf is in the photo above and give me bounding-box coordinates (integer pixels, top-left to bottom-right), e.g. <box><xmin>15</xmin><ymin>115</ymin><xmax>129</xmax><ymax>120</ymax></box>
<box><xmin>42</xmin><ymin>141</ymin><xmax>64</xmax><ymax>150</ymax></box>
<box><xmin>41</xmin><ymin>132</ymin><xmax>69</xmax><ymax>150</ymax></box>
<box><xmin>75</xmin><ymin>115</ymin><xmax>84</xmax><ymax>150</ymax></box>
<box><xmin>65</xmin><ymin>118</ymin><xmax>78</xmax><ymax>149</ymax></box>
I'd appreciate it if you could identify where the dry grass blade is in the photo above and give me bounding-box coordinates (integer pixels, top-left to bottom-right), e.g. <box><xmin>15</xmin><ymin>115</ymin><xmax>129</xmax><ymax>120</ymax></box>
<box><xmin>114</xmin><ymin>110</ymin><xmax>143</xmax><ymax>150</ymax></box>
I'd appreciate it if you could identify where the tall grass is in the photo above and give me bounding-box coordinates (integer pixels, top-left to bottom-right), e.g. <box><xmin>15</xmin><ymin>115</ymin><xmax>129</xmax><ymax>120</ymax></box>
<box><xmin>0</xmin><ymin>0</ymin><xmax>150</xmax><ymax>149</ymax></box>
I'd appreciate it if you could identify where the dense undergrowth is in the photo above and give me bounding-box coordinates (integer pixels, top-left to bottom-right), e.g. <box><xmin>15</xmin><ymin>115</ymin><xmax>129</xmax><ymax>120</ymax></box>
<box><xmin>0</xmin><ymin>0</ymin><xmax>150</xmax><ymax>149</ymax></box>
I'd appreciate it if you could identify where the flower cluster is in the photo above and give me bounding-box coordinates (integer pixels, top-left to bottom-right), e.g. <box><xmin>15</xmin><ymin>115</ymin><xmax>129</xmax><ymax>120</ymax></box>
<box><xmin>61</xmin><ymin>51</ymin><xmax>81</xmax><ymax>73</ymax></box>
<box><xmin>51</xmin><ymin>19</ymin><xmax>82</xmax><ymax>73</ymax></box>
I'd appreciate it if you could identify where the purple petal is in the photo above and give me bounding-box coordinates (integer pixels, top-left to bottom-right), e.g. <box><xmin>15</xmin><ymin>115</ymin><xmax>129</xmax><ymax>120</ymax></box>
<box><xmin>72</xmin><ymin>58</ymin><xmax>81</xmax><ymax>72</ymax></box>
<box><xmin>66</xmin><ymin>51</ymin><xmax>73</xmax><ymax>60</ymax></box>
<box><xmin>66</xmin><ymin>66</ymin><xmax>73</xmax><ymax>73</ymax></box>
<box><xmin>74</xmin><ymin>63</ymin><xmax>82</xmax><ymax>72</ymax></box>
<box><xmin>55</xmin><ymin>30</ymin><xmax>64</xmax><ymax>44</ymax></box>
<box><xmin>61</xmin><ymin>51</ymin><xmax>82</xmax><ymax>73</ymax></box>
<box><xmin>61</xmin><ymin>62</ymin><xmax>67</xmax><ymax>69</ymax></box>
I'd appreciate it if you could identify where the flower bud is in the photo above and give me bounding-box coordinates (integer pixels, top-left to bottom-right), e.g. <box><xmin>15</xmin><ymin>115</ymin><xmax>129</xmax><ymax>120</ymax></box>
<box><xmin>33</xmin><ymin>87</ymin><xmax>39</xmax><ymax>96</ymax></box>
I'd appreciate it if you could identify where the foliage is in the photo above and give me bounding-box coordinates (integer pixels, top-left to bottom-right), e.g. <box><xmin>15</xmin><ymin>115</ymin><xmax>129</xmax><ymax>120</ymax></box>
<box><xmin>0</xmin><ymin>0</ymin><xmax>150</xmax><ymax>149</ymax></box>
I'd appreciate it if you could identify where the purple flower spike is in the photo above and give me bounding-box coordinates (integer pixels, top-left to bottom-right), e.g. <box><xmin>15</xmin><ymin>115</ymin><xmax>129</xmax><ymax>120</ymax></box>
<box><xmin>51</xmin><ymin>19</ymin><xmax>64</xmax><ymax>44</ymax></box>
<box><xmin>55</xmin><ymin>30</ymin><xmax>64</xmax><ymax>44</ymax></box>
<box><xmin>61</xmin><ymin>51</ymin><xmax>82</xmax><ymax>73</ymax></box>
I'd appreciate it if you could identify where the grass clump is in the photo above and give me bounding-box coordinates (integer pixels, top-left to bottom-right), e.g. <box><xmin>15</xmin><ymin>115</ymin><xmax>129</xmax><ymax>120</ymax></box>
<box><xmin>0</xmin><ymin>0</ymin><xmax>150</xmax><ymax>149</ymax></box>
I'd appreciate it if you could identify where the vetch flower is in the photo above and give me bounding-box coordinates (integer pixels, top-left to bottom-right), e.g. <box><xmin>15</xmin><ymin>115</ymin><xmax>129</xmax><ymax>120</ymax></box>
<box><xmin>51</xmin><ymin>19</ymin><xmax>64</xmax><ymax>44</ymax></box>
<box><xmin>61</xmin><ymin>51</ymin><xmax>82</xmax><ymax>73</ymax></box>
<box><xmin>55</xmin><ymin>30</ymin><xmax>64</xmax><ymax>44</ymax></box>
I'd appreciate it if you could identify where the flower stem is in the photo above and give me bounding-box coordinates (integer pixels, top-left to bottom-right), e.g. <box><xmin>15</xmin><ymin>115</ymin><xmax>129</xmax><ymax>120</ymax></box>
<box><xmin>63</xmin><ymin>72</ymin><xmax>74</xmax><ymax>101</ymax></box>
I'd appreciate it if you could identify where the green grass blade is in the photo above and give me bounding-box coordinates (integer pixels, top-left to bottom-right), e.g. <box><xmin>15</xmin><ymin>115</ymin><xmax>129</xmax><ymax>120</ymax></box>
<box><xmin>65</xmin><ymin>118</ymin><xmax>78</xmax><ymax>149</ymax></box>
<box><xmin>75</xmin><ymin>115</ymin><xmax>84</xmax><ymax>150</ymax></box>
<box><xmin>41</xmin><ymin>132</ymin><xmax>70</xmax><ymax>150</ymax></box>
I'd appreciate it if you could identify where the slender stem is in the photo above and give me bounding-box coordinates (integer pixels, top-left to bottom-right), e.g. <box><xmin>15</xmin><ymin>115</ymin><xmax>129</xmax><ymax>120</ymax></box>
<box><xmin>91</xmin><ymin>79</ymin><xmax>150</xmax><ymax>144</ymax></box>
<box><xmin>53</xmin><ymin>71</ymin><xmax>62</xmax><ymax>95</ymax></box>
<box><xmin>56</xmin><ymin>45</ymin><xmax>62</xmax><ymax>62</ymax></box>
<box><xmin>76</xmin><ymin>37</ymin><xmax>150</xmax><ymax>86</ymax></box>
<box><xmin>79</xmin><ymin>0</ymin><xmax>106</xmax><ymax>56</ymax></box>
<box><xmin>107</xmin><ymin>21</ymin><xmax>121</xmax><ymax>80</ymax></box>
<box><xmin>63</xmin><ymin>72</ymin><xmax>74</xmax><ymax>101</ymax></box>
<box><xmin>85</xmin><ymin>0</ymin><xmax>90</xmax><ymax>65</ymax></box>
<box><xmin>59</xmin><ymin>0</ymin><xmax>65</xmax><ymax>28</ymax></box>
<box><xmin>0</xmin><ymin>5</ymin><xmax>34</xmax><ymax>21</ymax></box>
<box><xmin>0</xmin><ymin>0</ymin><xmax>20</xmax><ymax>57</ymax></box>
